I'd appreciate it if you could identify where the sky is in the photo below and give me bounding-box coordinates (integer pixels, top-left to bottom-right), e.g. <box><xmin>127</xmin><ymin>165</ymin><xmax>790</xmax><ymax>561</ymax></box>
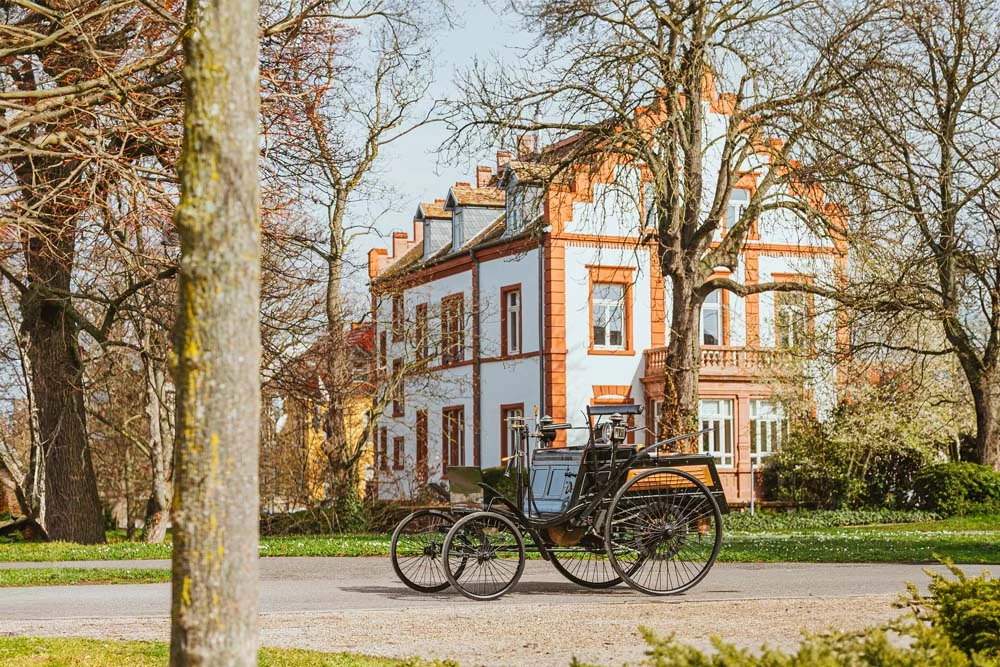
<box><xmin>361</xmin><ymin>1</ymin><xmax>531</xmax><ymax>249</ymax></box>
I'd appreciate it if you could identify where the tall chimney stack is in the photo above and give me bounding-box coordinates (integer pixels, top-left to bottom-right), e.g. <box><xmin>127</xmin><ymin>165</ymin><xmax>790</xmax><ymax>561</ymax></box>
<box><xmin>476</xmin><ymin>165</ymin><xmax>493</xmax><ymax>189</ymax></box>
<box><xmin>496</xmin><ymin>150</ymin><xmax>512</xmax><ymax>173</ymax></box>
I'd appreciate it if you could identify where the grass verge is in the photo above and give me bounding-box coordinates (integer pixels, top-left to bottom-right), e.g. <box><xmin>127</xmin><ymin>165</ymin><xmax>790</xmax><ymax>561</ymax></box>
<box><xmin>0</xmin><ymin>637</ymin><xmax>454</xmax><ymax>666</ymax></box>
<box><xmin>0</xmin><ymin>567</ymin><xmax>171</xmax><ymax>587</ymax></box>
<box><xmin>0</xmin><ymin>515</ymin><xmax>997</xmax><ymax>565</ymax></box>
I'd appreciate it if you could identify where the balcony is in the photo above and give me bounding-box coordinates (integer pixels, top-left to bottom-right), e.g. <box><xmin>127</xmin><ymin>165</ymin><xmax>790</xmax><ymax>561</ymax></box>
<box><xmin>644</xmin><ymin>346</ymin><xmax>792</xmax><ymax>377</ymax></box>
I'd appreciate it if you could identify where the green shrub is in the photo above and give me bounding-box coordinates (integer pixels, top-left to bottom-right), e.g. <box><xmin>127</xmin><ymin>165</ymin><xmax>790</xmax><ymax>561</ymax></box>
<box><xmin>573</xmin><ymin>565</ymin><xmax>1000</xmax><ymax>667</ymax></box>
<box><xmin>911</xmin><ymin>463</ymin><xmax>1000</xmax><ymax>516</ymax></box>
<box><xmin>723</xmin><ymin>508</ymin><xmax>940</xmax><ymax>532</ymax></box>
<box><xmin>903</xmin><ymin>562</ymin><xmax>1000</xmax><ymax>657</ymax></box>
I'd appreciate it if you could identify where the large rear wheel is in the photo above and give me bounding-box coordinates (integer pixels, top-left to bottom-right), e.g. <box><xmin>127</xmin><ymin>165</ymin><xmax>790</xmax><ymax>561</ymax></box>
<box><xmin>390</xmin><ymin>509</ymin><xmax>455</xmax><ymax>593</ymax></box>
<box><xmin>442</xmin><ymin>511</ymin><xmax>525</xmax><ymax>601</ymax></box>
<box><xmin>548</xmin><ymin>540</ymin><xmax>621</xmax><ymax>589</ymax></box>
<box><xmin>604</xmin><ymin>468</ymin><xmax>722</xmax><ymax>596</ymax></box>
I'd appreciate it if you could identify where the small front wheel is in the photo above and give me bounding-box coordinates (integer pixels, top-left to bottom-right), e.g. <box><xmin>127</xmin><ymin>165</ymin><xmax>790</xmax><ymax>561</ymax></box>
<box><xmin>442</xmin><ymin>511</ymin><xmax>525</xmax><ymax>601</ymax></box>
<box><xmin>390</xmin><ymin>509</ymin><xmax>455</xmax><ymax>593</ymax></box>
<box><xmin>604</xmin><ymin>468</ymin><xmax>722</xmax><ymax>596</ymax></box>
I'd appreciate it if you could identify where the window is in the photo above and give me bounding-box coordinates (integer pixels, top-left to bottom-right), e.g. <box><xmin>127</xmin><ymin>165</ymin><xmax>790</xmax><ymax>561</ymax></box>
<box><xmin>699</xmin><ymin>399</ymin><xmax>734</xmax><ymax>467</ymax></box>
<box><xmin>500</xmin><ymin>404</ymin><xmax>525</xmax><ymax>461</ymax></box>
<box><xmin>726</xmin><ymin>188</ymin><xmax>750</xmax><ymax>231</ymax></box>
<box><xmin>701</xmin><ymin>290</ymin><xmax>723</xmax><ymax>346</ymax></box>
<box><xmin>392</xmin><ymin>436</ymin><xmax>405</xmax><ymax>471</ymax></box>
<box><xmin>442</xmin><ymin>406</ymin><xmax>465</xmax><ymax>476</ymax></box>
<box><xmin>416</xmin><ymin>410</ymin><xmax>428</xmax><ymax>484</ymax></box>
<box><xmin>378</xmin><ymin>426</ymin><xmax>388</xmax><ymax>472</ymax></box>
<box><xmin>441</xmin><ymin>294</ymin><xmax>465</xmax><ymax>365</ymax></box>
<box><xmin>651</xmin><ymin>399</ymin><xmax>663</xmax><ymax>439</ymax></box>
<box><xmin>391</xmin><ymin>294</ymin><xmax>403</xmax><ymax>342</ymax></box>
<box><xmin>415</xmin><ymin>303</ymin><xmax>430</xmax><ymax>360</ymax></box>
<box><xmin>391</xmin><ymin>358</ymin><xmax>404</xmax><ymax>417</ymax></box>
<box><xmin>501</xmin><ymin>286</ymin><xmax>522</xmax><ymax>356</ymax></box>
<box><xmin>592</xmin><ymin>283</ymin><xmax>626</xmax><ymax>349</ymax></box>
<box><xmin>378</xmin><ymin>331</ymin><xmax>387</xmax><ymax>370</ymax></box>
<box><xmin>775</xmin><ymin>291</ymin><xmax>811</xmax><ymax>348</ymax></box>
<box><xmin>750</xmin><ymin>399</ymin><xmax>787</xmax><ymax>466</ymax></box>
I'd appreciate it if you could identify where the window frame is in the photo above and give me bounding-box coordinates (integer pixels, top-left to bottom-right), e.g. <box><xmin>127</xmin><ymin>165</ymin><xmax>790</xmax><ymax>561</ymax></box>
<box><xmin>698</xmin><ymin>398</ymin><xmax>735</xmax><ymax>468</ymax></box>
<box><xmin>500</xmin><ymin>284</ymin><xmax>522</xmax><ymax>357</ymax></box>
<box><xmin>392</xmin><ymin>435</ymin><xmax>405</xmax><ymax>471</ymax></box>
<box><xmin>772</xmin><ymin>273</ymin><xmax>815</xmax><ymax>349</ymax></box>
<box><xmin>587</xmin><ymin>265</ymin><xmax>634</xmax><ymax>355</ymax></box>
<box><xmin>441</xmin><ymin>406</ymin><xmax>465</xmax><ymax>477</ymax></box>
<box><xmin>440</xmin><ymin>293</ymin><xmax>465</xmax><ymax>365</ymax></box>
<box><xmin>749</xmin><ymin>399</ymin><xmax>787</xmax><ymax>466</ymax></box>
<box><xmin>391</xmin><ymin>358</ymin><xmax>404</xmax><ymax>417</ymax></box>
<box><xmin>500</xmin><ymin>403</ymin><xmax>525</xmax><ymax>461</ymax></box>
<box><xmin>378</xmin><ymin>426</ymin><xmax>388</xmax><ymax>472</ymax></box>
<box><xmin>414</xmin><ymin>302</ymin><xmax>430</xmax><ymax>360</ymax></box>
<box><xmin>391</xmin><ymin>293</ymin><xmax>404</xmax><ymax>343</ymax></box>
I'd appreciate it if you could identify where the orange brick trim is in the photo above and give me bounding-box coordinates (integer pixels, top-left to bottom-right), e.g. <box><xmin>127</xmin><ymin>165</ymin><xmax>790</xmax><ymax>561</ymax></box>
<box><xmin>543</xmin><ymin>236</ymin><xmax>567</xmax><ymax>444</ymax></box>
<box><xmin>592</xmin><ymin>385</ymin><xmax>632</xmax><ymax>402</ymax></box>
<box><xmin>745</xmin><ymin>249</ymin><xmax>760</xmax><ymax>346</ymax></box>
<box><xmin>650</xmin><ymin>249</ymin><xmax>665</xmax><ymax>347</ymax></box>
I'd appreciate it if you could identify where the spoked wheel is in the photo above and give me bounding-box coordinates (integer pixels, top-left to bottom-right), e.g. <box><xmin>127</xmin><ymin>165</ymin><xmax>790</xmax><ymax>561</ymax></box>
<box><xmin>604</xmin><ymin>468</ymin><xmax>723</xmax><ymax>596</ymax></box>
<box><xmin>548</xmin><ymin>537</ymin><xmax>622</xmax><ymax>589</ymax></box>
<box><xmin>442</xmin><ymin>511</ymin><xmax>525</xmax><ymax>601</ymax></box>
<box><xmin>390</xmin><ymin>509</ymin><xmax>457</xmax><ymax>593</ymax></box>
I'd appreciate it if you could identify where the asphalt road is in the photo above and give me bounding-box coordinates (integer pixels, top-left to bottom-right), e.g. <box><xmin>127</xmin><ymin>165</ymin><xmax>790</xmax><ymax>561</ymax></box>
<box><xmin>1</xmin><ymin>558</ymin><xmax>996</xmax><ymax>666</ymax></box>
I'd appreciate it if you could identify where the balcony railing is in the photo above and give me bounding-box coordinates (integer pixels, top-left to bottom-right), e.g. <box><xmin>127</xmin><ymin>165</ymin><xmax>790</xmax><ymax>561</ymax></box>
<box><xmin>644</xmin><ymin>346</ymin><xmax>790</xmax><ymax>376</ymax></box>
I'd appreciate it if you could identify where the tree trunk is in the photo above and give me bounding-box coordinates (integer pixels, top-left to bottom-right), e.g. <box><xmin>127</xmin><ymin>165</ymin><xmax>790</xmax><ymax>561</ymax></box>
<box><xmin>324</xmin><ymin>195</ymin><xmax>357</xmax><ymax>508</ymax></box>
<box><xmin>143</xmin><ymin>325</ymin><xmax>172</xmax><ymax>544</ymax></box>
<box><xmin>169</xmin><ymin>0</ymin><xmax>261</xmax><ymax>659</ymax></box>
<box><xmin>972</xmin><ymin>370</ymin><xmax>1000</xmax><ymax>471</ymax></box>
<box><xmin>20</xmin><ymin>235</ymin><xmax>105</xmax><ymax>544</ymax></box>
<box><xmin>658</xmin><ymin>273</ymin><xmax>701</xmax><ymax>453</ymax></box>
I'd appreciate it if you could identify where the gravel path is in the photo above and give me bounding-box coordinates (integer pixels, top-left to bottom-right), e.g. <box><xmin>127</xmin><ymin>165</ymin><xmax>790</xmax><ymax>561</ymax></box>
<box><xmin>2</xmin><ymin>559</ymin><xmax>993</xmax><ymax>666</ymax></box>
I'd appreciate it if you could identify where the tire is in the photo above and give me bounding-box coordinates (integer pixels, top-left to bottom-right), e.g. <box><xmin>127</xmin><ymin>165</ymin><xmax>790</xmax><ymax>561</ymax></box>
<box><xmin>390</xmin><ymin>509</ymin><xmax>455</xmax><ymax>593</ymax></box>
<box><xmin>604</xmin><ymin>468</ymin><xmax>723</xmax><ymax>596</ymax></box>
<box><xmin>442</xmin><ymin>511</ymin><xmax>525</xmax><ymax>601</ymax></box>
<box><xmin>549</xmin><ymin>545</ymin><xmax>622</xmax><ymax>589</ymax></box>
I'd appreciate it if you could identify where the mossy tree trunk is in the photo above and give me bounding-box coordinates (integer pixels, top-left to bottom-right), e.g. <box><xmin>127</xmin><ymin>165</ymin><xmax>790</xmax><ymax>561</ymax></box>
<box><xmin>169</xmin><ymin>0</ymin><xmax>261</xmax><ymax>659</ymax></box>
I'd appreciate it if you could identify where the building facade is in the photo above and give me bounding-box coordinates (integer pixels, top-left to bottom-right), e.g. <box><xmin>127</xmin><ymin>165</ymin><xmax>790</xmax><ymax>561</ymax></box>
<box><xmin>368</xmin><ymin>110</ymin><xmax>845</xmax><ymax>503</ymax></box>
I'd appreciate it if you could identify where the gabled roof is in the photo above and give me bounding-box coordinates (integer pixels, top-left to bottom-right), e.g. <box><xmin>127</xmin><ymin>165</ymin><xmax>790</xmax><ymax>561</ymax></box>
<box><xmin>446</xmin><ymin>185</ymin><xmax>506</xmax><ymax>209</ymax></box>
<box><xmin>416</xmin><ymin>201</ymin><xmax>451</xmax><ymax>220</ymax></box>
<box><xmin>498</xmin><ymin>161</ymin><xmax>563</xmax><ymax>187</ymax></box>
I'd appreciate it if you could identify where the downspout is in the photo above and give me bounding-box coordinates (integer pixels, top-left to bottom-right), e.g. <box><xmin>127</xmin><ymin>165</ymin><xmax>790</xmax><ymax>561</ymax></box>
<box><xmin>471</xmin><ymin>248</ymin><xmax>482</xmax><ymax>467</ymax></box>
<box><xmin>537</xmin><ymin>228</ymin><xmax>546</xmax><ymax>418</ymax></box>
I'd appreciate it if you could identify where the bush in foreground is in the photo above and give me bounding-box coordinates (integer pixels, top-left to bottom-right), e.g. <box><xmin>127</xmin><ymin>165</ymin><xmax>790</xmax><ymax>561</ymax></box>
<box><xmin>573</xmin><ymin>565</ymin><xmax>1000</xmax><ymax>667</ymax></box>
<box><xmin>912</xmin><ymin>463</ymin><xmax>1000</xmax><ymax>517</ymax></box>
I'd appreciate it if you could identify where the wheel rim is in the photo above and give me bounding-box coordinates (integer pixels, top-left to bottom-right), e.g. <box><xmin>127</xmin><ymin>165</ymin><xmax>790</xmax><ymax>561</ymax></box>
<box><xmin>549</xmin><ymin>540</ymin><xmax>621</xmax><ymax>588</ymax></box>
<box><xmin>606</xmin><ymin>471</ymin><xmax>721</xmax><ymax>595</ymax></box>
<box><xmin>444</xmin><ymin>512</ymin><xmax>525</xmax><ymax>600</ymax></box>
<box><xmin>391</xmin><ymin>510</ymin><xmax>453</xmax><ymax>592</ymax></box>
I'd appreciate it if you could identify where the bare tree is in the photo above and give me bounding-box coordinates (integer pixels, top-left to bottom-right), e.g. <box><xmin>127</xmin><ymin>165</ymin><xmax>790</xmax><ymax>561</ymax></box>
<box><xmin>812</xmin><ymin>0</ymin><xmax>1000</xmax><ymax>469</ymax></box>
<box><xmin>451</xmin><ymin>0</ymin><xmax>868</xmax><ymax>438</ymax></box>
<box><xmin>168</xmin><ymin>0</ymin><xmax>260</xmax><ymax>660</ymax></box>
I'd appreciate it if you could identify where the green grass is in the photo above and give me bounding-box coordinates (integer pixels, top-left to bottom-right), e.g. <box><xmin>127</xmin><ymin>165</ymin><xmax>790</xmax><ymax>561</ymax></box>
<box><xmin>0</xmin><ymin>567</ymin><xmax>171</xmax><ymax>587</ymax></box>
<box><xmin>0</xmin><ymin>637</ymin><xmax>455</xmax><ymax>666</ymax></box>
<box><xmin>0</xmin><ymin>515</ymin><xmax>997</xmax><ymax>565</ymax></box>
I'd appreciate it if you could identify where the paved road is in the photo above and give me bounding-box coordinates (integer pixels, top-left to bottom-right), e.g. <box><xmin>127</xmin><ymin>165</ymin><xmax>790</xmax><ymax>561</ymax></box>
<box><xmin>1</xmin><ymin>559</ymin><xmax>995</xmax><ymax>666</ymax></box>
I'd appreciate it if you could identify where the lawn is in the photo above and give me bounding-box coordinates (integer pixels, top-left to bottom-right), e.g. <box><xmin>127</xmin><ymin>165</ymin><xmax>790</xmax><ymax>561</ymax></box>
<box><xmin>0</xmin><ymin>567</ymin><xmax>171</xmax><ymax>587</ymax></box>
<box><xmin>0</xmin><ymin>637</ymin><xmax>455</xmax><ymax>667</ymax></box>
<box><xmin>0</xmin><ymin>514</ymin><xmax>997</xmax><ymax>566</ymax></box>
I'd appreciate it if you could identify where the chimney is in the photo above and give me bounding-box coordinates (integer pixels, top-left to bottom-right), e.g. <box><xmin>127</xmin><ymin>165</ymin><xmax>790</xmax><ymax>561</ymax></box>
<box><xmin>392</xmin><ymin>231</ymin><xmax>408</xmax><ymax>258</ymax></box>
<box><xmin>412</xmin><ymin>219</ymin><xmax>424</xmax><ymax>244</ymax></box>
<box><xmin>517</xmin><ymin>133</ymin><xmax>537</xmax><ymax>160</ymax></box>
<box><xmin>496</xmin><ymin>150</ymin><xmax>512</xmax><ymax>172</ymax></box>
<box><xmin>476</xmin><ymin>165</ymin><xmax>493</xmax><ymax>189</ymax></box>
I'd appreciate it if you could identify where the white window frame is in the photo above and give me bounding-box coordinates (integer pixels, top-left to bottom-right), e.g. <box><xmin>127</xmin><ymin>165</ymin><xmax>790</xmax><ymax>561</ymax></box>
<box><xmin>506</xmin><ymin>289</ymin><xmax>521</xmax><ymax>355</ymax></box>
<box><xmin>750</xmin><ymin>399</ymin><xmax>786</xmax><ymax>466</ymax></box>
<box><xmin>592</xmin><ymin>283</ymin><xmax>626</xmax><ymax>350</ymax></box>
<box><xmin>727</xmin><ymin>188</ymin><xmax>750</xmax><ymax>230</ymax></box>
<box><xmin>776</xmin><ymin>292</ymin><xmax>809</xmax><ymax>348</ymax></box>
<box><xmin>700</xmin><ymin>290</ymin><xmax>723</xmax><ymax>346</ymax></box>
<box><xmin>699</xmin><ymin>398</ymin><xmax>734</xmax><ymax>468</ymax></box>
